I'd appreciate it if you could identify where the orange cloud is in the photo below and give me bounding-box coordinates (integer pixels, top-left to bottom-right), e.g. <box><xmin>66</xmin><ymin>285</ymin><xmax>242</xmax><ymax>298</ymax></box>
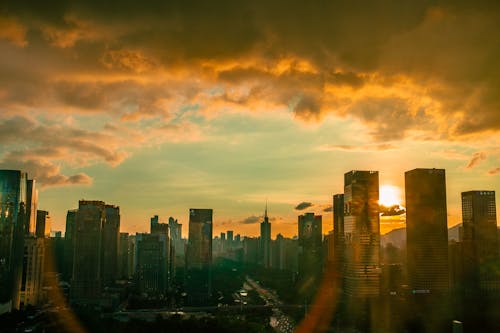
<box><xmin>0</xmin><ymin>15</ymin><xmax>27</xmax><ymax>47</ymax></box>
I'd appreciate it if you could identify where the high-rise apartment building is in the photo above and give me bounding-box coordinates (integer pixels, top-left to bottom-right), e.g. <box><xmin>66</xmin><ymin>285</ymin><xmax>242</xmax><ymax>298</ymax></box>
<box><xmin>405</xmin><ymin>168</ymin><xmax>449</xmax><ymax>293</ymax></box>
<box><xmin>343</xmin><ymin>170</ymin><xmax>380</xmax><ymax>297</ymax></box>
<box><xmin>0</xmin><ymin>170</ymin><xmax>28</xmax><ymax>311</ymax></box>
<box><xmin>260</xmin><ymin>204</ymin><xmax>271</xmax><ymax>268</ymax></box>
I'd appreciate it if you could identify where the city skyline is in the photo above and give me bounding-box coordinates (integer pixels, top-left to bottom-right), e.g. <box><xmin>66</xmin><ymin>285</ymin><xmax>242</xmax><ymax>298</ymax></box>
<box><xmin>0</xmin><ymin>1</ymin><xmax>499</xmax><ymax>238</ymax></box>
<box><xmin>0</xmin><ymin>167</ymin><xmax>498</xmax><ymax>238</ymax></box>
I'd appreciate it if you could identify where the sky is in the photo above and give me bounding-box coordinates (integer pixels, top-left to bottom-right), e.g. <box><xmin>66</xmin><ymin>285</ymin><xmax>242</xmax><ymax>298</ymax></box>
<box><xmin>0</xmin><ymin>1</ymin><xmax>499</xmax><ymax>238</ymax></box>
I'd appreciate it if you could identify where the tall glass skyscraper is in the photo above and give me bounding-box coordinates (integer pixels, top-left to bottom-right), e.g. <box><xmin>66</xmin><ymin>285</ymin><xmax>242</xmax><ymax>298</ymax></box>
<box><xmin>186</xmin><ymin>208</ymin><xmax>213</xmax><ymax>304</ymax></box>
<box><xmin>343</xmin><ymin>170</ymin><xmax>380</xmax><ymax>297</ymax></box>
<box><xmin>405</xmin><ymin>168</ymin><xmax>449</xmax><ymax>293</ymax></box>
<box><xmin>462</xmin><ymin>190</ymin><xmax>498</xmax><ymax>290</ymax></box>
<box><xmin>0</xmin><ymin>170</ymin><xmax>28</xmax><ymax>311</ymax></box>
<box><xmin>71</xmin><ymin>200</ymin><xmax>106</xmax><ymax>302</ymax></box>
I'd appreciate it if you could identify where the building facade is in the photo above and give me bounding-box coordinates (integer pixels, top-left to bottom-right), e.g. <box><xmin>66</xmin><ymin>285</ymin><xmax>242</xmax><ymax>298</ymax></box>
<box><xmin>343</xmin><ymin>170</ymin><xmax>380</xmax><ymax>297</ymax></box>
<box><xmin>298</xmin><ymin>212</ymin><xmax>323</xmax><ymax>298</ymax></box>
<box><xmin>0</xmin><ymin>170</ymin><xmax>28</xmax><ymax>311</ymax></box>
<box><xmin>461</xmin><ymin>190</ymin><xmax>498</xmax><ymax>291</ymax></box>
<box><xmin>102</xmin><ymin>205</ymin><xmax>120</xmax><ymax>285</ymax></box>
<box><xmin>71</xmin><ymin>200</ymin><xmax>106</xmax><ymax>302</ymax></box>
<box><xmin>405</xmin><ymin>168</ymin><xmax>449</xmax><ymax>293</ymax></box>
<box><xmin>186</xmin><ymin>208</ymin><xmax>213</xmax><ymax>303</ymax></box>
<box><xmin>135</xmin><ymin>233</ymin><xmax>168</xmax><ymax>295</ymax></box>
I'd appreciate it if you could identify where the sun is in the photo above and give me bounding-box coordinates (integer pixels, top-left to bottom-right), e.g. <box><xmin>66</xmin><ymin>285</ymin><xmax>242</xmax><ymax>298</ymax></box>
<box><xmin>379</xmin><ymin>185</ymin><xmax>402</xmax><ymax>207</ymax></box>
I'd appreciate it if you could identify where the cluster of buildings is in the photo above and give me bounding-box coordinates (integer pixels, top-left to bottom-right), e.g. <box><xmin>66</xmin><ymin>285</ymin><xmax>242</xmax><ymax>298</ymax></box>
<box><xmin>0</xmin><ymin>170</ymin><xmax>51</xmax><ymax>313</ymax></box>
<box><xmin>0</xmin><ymin>167</ymin><xmax>498</xmax><ymax>316</ymax></box>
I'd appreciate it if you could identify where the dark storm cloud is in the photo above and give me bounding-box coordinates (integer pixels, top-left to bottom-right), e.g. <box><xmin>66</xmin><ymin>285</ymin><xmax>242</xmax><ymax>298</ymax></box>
<box><xmin>380</xmin><ymin>205</ymin><xmax>405</xmax><ymax>216</ymax></box>
<box><xmin>1</xmin><ymin>0</ymin><xmax>499</xmax><ymax>141</ymax></box>
<box><xmin>323</xmin><ymin>206</ymin><xmax>333</xmax><ymax>212</ymax></box>
<box><xmin>295</xmin><ymin>202</ymin><xmax>313</xmax><ymax>211</ymax></box>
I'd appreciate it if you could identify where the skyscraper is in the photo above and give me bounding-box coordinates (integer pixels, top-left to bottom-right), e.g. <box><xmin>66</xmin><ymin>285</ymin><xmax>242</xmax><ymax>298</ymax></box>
<box><xmin>25</xmin><ymin>179</ymin><xmax>38</xmax><ymax>236</ymax></box>
<box><xmin>343</xmin><ymin>170</ymin><xmax>380</xmax><ymax>297</ymax></box>
<box><xmin>0</xmin><ymin>170</ymin><xmax>28</xmax><ymax>311</ymax></box>
<box><xmin>260</xmin><ymin>204</ymin><xmax>271</xmax><ymax>268</ymax></box>
<box><xmin>462</xmin><ymin>191</ymin><xmax>498</xmax><ymax>261</ymax></box>
<box><xmin>298</xmin><ymin>212</ymin><xmax>323</xmax><ymax>298</ymax></box>
<box><xmin>102</xmin><ymin>205</ymin><xmax>120</xmax><ymax>285</ymax></box>
<box><xmin>187</xmin><ymin>209</ymin><xmax>213</xmax><ymax>269</ymax></box>
<box><xmin>333</xmin><ymin>194</ymin><xmax>345</xmax><ymax>273</ymax></box>
<box><xmin>71</xmin><ymin>200</ymin><xmax>105</xmax><ymax>302</ymax></box>
<box><xmin>186</xmin><ymin>208</ymin><xmax>213</xmax><ymax>303</ymax></box>
<box><xmin>405</xmin><ymin>168</ymin><xmax>449</xmax><ymax>293</ymax></box>
<box><xmin>35</xmin><ymin>210</ymin><xmax>51</xmax><ymax>238</ymax></box>
<box><xmin>227</xmin><ymin>230</ymin><xmax>234</xmax><ymax>249</ymax></box>
<box><xmin>63</xmin><ymin>209</ymin><xmax>77</xmax><ymax>282</ymax></box>
<box><xmin>169</xmin><ymin>216</ymin><xmax>182</xmax><ymax>254</ymax></box>
<box><xmin>461</xmin><ymin>190</ymin><xmax>498</xmax><ymax>290</ymax></box>
<box><xmin>20</xmin><ymin>236</ymin><xmax>45</xmax><ymax>306</ymax></box>
<box><xmin>118</xmin><ymin>232</ymin><xmax>130</xmax><ymax>280</ymax></box>
<box><xmin>135</xmin><ymin>233</ymin><xmax>169</xmax><ymax>295</ymax></box>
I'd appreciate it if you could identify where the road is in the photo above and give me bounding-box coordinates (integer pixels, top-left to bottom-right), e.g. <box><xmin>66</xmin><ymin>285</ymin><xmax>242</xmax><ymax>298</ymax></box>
<box><xmin>245</xmin><ymin>276</ymin><xmax>296</xmax><ymax>333</ymax></box>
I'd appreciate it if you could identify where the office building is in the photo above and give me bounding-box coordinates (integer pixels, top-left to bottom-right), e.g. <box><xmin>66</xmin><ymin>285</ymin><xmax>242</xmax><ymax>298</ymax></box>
<box><xmin>343</xmin><ymin>170</ymin><xmax>380</xmax><ymax>297</ymax></box>
<box><xmin>20</xmin><ymin>236</ymin><xmax>45</xmax><ymax>306</ymax></box>
<box><xmin>151</xmin><ymin>215</ymin><xmax>168</xmax><ymax>235</ymax></box>
<box><xmin>25</xmin><ymin>179</ymin><xmax>38</xmax><ymax>235</ymax></box>
<box><xmin>135</xmin><ymin>233</ymin><xmax>168</xmax><ymax>295</ymax></box>
<box><xmin>186</xmin><ymin>208</ymin><xmax>213</xmax><ymax>303</ymax></box>
<box><xmin>169</xmin><ymin>217</ymin><xmax>183</xmax><ymax>257</ymax></box>
<box><xmin>333</xmin><ymin>193</ymin><xmax>345</xmax><ymax>274</ymax></box>
<box><xmin>462</xmin><ymin>191</ymin><xmax>498</xmax><ymax>261</ymax></box>
<box><xmin>0</xmin><ymin>170</ymin><xmax>28</xmax><ymax>312</ymax></box>
<box><xmin>227</xmin><ymin>230</ymin><xmax>234</xmax><ymax>249</ymax></box>
<box><xmin>35</xmin><ymin>210</ymin><xmax>50</xmax><ymax>238</ymax></box>
<box><xmin>461</xmin><ymin>191</ymin><xmax>498</xmax><ymax>290</ymax></box>
<box><xmin>405</xmin><ymin>168</ymin><xmax>449</xmax><ymax>293</ymax></box>
<box><xmin>298</xmin><ymin>212</ymin><xmax>323</xmax><ymax>298</ymax></box>
<box><xmin>63</xmin><ymin>210</ymin><xmax>77</xmax><ymax>282</ymax></box>
<box><xmin>102</xmin><ymin>205</ymin><xmax>120</xmax><ymax>285</ymax></box>
<box><xmin>71</xmin><ymin>200</ymin><xmax>106</xmax><ymax>302</ymax></box>
<box><xmin>118</xmin><ymin>233</ymin><xmax>130</xmax><ymax>280</ymax></box>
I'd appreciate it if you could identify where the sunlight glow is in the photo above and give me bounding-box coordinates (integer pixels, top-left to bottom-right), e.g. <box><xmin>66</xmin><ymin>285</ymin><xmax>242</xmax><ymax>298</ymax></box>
<box><xmin>379</xmin><ymin>185</ymin><xmax>402</xmax><ymax>207</ymax></box>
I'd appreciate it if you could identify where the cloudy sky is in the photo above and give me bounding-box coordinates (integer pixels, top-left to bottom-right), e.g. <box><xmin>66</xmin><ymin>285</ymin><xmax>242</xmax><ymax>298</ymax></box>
<box><xmin>1</xmin><ymin>1</ymin><xmax>499</xmax><ymax>237</ymax></box>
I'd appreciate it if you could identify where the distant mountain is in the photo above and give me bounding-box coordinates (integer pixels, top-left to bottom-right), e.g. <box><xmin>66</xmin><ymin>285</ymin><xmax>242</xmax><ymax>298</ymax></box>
<box><xmin>380</xmin><ymin>224</ymin><xmax>463</xmax><ymax>249</ymax></box>
<box><xmin>381</xmin><ymin>228</ymin><xmax>406</xmax><ymax>248</ymax></box>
